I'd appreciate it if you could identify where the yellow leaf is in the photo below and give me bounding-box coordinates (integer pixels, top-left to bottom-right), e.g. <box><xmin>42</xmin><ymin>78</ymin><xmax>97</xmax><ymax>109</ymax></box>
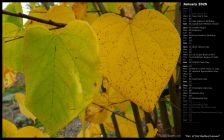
<box><xmin>108</xmin><ymin>87</ymin><xmax>129</xmax><ymax>112</ymax></box>
<box><xmin>25</xmin><ymin>5</ymin><xmax>75</xmax><ymax>29</ymax></box>
<box><xmin>14</xmin><ymin>93</ymin><xmax>36</xmax><ymax>122</ymax></box>
<box><xmin>104</xmin><ymin>103</ymin><xmax>144</xmax><ymax>134</ymax></box>
<box><xmin>103</xmin><ymin>2</ymin><xmax>132</xmax><ymax>14</ymax></box>
<box><xmin>84</xmin><ymin>13</ymin><xmax>100</xmax><ymax>24</ymax></box>
<box><xmin>3</xmin><ymin>67</ymin><xmax>16</xmax><ymax>88</ymax></box>
<box><xmin>92</xmin><ymin>9</ymin><xmax>180</xmax><ymax>112</ymax></box>
<box><xmin>125</xmin><ymin>102</ymin><xmax>145</xmax><ymax>121</ymax></box>
<box><xmin>15</xmin><ymin>126</ymin><xmax>49</xmax><ymax>138</ymax></box>
<box><xmin>115</xmin><ymin>114</ymin><xmax>138</xmax><ymax>137</ymax></box>
<box><xmin>145</xmin><ymin>123</ymin><xmax>158</xmax><ymax>138</ymax></box>
<box><xmin>163</xmin><ymin>2</ymin><xmax>177</xmax><ymax>8</ymax></box>
<box><xmin>103</xmin><ymin>117</ymin><xmax>115</xmax><ymax>132</ymax></box>
<box><xmin>115</xmin><ymin>2</ymin><xmax>132</xmax><ymax>10</ymax></box>
<box><xmin>102</xmin><ymin>76</ymin><xmax>129</xmax><ymax>112</ymax></box>
<box><xmin>3</xmin><ymin>23</ymin><xmax>19</xmax><ymax>38</ymax></box>
<box><xmin>72</xmin><ymin>2</ymin><xmax>88</xmax><ymax>19</ymax></box>
<box><xmin>24</xmin><ymin>7</ymin><xmax>48</xmax><ymax>28</ymax></box>
<box><xmin>47</xmin><ymin>5</ymin><xmax>75</xmax><ymax>24</ymax></box>
<box><xmin>87</xmin><ymin>123</ymin><xmax>102</xmax><ymax>137</ymax></box>
<box><xmin>162</xmin><ymin>2</ymin><xmax>177</xmax><ymax>24</ymax></box>
<box><xmin>102</xmin><ymin>77</ymin><xmax>110</xmax><ymax>90</ymax></box>
<box><xmin>2</xmin><ymin>119</ymin><xmax>18</xmax><ymax>137</ymax></box>
<box><xmin>77</xmin><ymin>128</ymin><xmax>91</xmax><ymax>138</ymax></box>
<box><xmin>77</xmin><ymin>123</ymin><xmax>101</xmax><ymax>138</ymax></box>
<box><xmin>164</xmin><ymin>10</ymin><xmax>176</xmax><ymax>24</ymax></box>
<box><xmin>85</xmin><ymin>93</ymin><xmax>112</xmax><ymax>124</ymax></box>
<box><xmin>3</xmin><ymin>66</ymin><xmax>10</xmax><ymax>77</ymax></box>
<box><xmin>79</xmin><ymin>110</ymin><xmax>86</xmax><ymax>137</ymax></box>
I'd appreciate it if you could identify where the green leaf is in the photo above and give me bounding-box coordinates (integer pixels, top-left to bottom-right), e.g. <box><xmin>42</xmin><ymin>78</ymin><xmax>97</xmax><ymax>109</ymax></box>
<box><xmin>3</xmin><ymin>22</ymin><xmax>19</xmax><ymax>38</ymax></box>
<box><xmin>145</xmin><ymin>2</ymin><xmax>155</xmax><ymax>9</ymax></box>
<box><xmin>3</xmin><ymin>23</ymin><xmax>24</xmax><ymax>72</ymax></box>
<box><xmin>103</xmin><ymin>2</ymin><xmax>117</xmax><ymax>12</ymax></box>
<box><xmin>87</xmin><ymin>3</ymin><xmax>98</xmax><ymax>11</ymax></box>
<box><xmin>29</xmin><ymin>2</ymin><xmax>36</xmax><ymax>9</ymax></box>
<box><xmin>23</xmin><ymin>21</ymin><xmax>101</xmax><ymax>134</ymax></box>
<box><xmin>3</xmin><ymin>3</ymin><xmax>23</xmax><ymax>27</ymax></box>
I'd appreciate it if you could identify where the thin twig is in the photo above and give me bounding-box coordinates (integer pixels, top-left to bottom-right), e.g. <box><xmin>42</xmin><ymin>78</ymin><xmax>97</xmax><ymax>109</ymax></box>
<box><xmin>108</xmin><ymin>99</ymin><xmax>129</xmax><ymax>106</ymax></box>
<box><xmin>3</xmin><ymin>25</ymin><xmax>62</xmax><ymax>43</ymax></box>
<box><xmin>4</xmin><ymin>36</ymin><xmax>24</xmax><ymax>43</ymax></box>
<box><xmin>87</xmin><ymin>10</ymin><xmax>100</xmax><ymax>13</ymax></box>
<box><xmin>92</xmin><ymin>102</ymin><xmax>135</xmax><ymax>123</ymax></box>
<box><xmin>113</xmin><ymin>12</ymin><xmax>133</xmax><ymax>20</ymax></box>
<box><xmin>162</xmin><ymin>6</ymin><xmax>170</xmax><ymax>14</ymax></box>
<box><xmin>2</xmin><ymin>10</ymin><xmax>66</xmax><ymax>27</ymax></box>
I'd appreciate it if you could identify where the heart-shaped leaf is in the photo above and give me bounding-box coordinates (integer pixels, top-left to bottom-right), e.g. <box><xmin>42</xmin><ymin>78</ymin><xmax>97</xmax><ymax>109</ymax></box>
<box><xmin>23</xmin><ymin>21</ymin><xmax>101</xmax><ymax>134</ymax></box>
<box><xmin>92</xmin><ymin>9</ymin><xmax>180</xmax><ymax>112</ymax></box>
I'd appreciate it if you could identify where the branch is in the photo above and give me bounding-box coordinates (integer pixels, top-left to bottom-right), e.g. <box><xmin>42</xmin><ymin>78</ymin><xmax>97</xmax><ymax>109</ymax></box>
<box><xmin>131</xmin><ymin>102</ymin><xmax>145</xmax><ymax>137</ymax></box>
<box><xmin>99</xmin><ymin>124</ymin><xmax>107</xmax><ymax>138</ymax></box>
<box><xmin>133</xmin><ymin>2</ymin><xmax>140</xmax><ymax>13</ymax></box>
<box><xmin>87</xmin><ymin>10</ymin><xmax>100</xmax><ymax>13</ymax></box>
<box><xmin>158</xmin><ymin>95</ymin><xmax>172</xmax><ymax>134</ymax></box>
<box><xmin>111</xmin><ymin>113</ymin><xmax>121</xmax><ymax>137</ymax></box>
<box><xmin>168</xmin><ymin>76</ymin><xmax>181</xmax><ymax>135</ymax></box>
<box><xmin>160</xmin><ymin>2</ymin><xmax>164</xmax><ymax>8</ymax></box>
<box><xmin>144</xmin><ymin>111</ymin><xmax>156</xmax><ymax>128</ymax></box>
<box><xmin>2</xmin><ymin>10</ymin><xmax>66</xmax><ymax>27</ymax></box>
<box><xmin>119</xmin><ymin>8</ymin><xmax>133</xmax><ymax>20</ymax></box>
<box><xmin>153</xmin><ymin>2</ymin><xmax>162</xmax><ymax>13</ymax></box>
<box><xmin>97</xmin><ymin>3</ymin><xmax>107</xmax><ymax>14</ymax></box>
<box><xmin>92</xmin><ymin>2</ymin><xmax>101</xmax><ymax>16</ymax></box>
